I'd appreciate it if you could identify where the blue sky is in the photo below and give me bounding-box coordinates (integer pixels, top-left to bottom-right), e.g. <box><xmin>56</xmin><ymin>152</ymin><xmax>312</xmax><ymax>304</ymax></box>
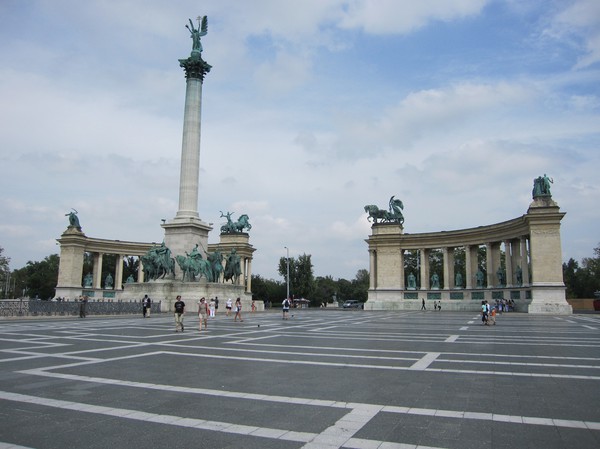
<box><xmin>0</xmin><ymin>0</ymin><xmax>599</xmax><ymax>281</ymax></box>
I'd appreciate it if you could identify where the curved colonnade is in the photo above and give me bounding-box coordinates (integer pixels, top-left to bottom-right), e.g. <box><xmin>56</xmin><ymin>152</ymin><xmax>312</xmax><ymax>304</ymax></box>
<box><xmin>365</xmin><ymin>197</ymin><xmax>571</xmax><ymax>314</ymax></box>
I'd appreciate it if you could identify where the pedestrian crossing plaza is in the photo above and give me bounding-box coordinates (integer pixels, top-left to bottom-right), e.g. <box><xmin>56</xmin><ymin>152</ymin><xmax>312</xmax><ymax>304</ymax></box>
<box><xmin>0</xmin><ymin>309</ymin><xmax>599</xmax><ymax>448</ymax></box>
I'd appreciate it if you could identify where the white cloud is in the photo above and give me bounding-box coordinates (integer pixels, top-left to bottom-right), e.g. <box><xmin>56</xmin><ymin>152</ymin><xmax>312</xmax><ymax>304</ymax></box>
<box><xmin>338</xmin><ymin>0</ymin><xmax>489</xmax><ymax>34</ymax></box>
<box><xmin>552</xmin><ymin>0</ymin><xmax>600</xmax><ymax>69</ymax></box>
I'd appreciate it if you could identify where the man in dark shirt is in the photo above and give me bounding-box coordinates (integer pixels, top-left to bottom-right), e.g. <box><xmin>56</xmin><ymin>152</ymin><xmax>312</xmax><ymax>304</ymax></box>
<box><xmin>174</xmin><ymin>295</ymin><xmax>185</xmax><ymax>332</ymax></box>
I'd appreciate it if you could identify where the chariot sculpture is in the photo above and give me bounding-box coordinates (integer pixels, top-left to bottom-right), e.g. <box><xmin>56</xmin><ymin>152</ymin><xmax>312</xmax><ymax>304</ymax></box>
<box><xmin>364</xmin><ymin>196</ymin><xmax>404</xmax><ymax>224</ymax></box>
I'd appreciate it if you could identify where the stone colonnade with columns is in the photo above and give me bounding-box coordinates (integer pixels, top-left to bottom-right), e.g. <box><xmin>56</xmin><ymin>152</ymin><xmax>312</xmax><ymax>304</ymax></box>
<box><xmin>365</xmin><ymin>196</ymin><xmax>571</xmax><ymax>314</ymax></box>
<box><xmin>55</xmin><ymin>227</ymin><xmax>255</xmax><ymax>308</ymax></box>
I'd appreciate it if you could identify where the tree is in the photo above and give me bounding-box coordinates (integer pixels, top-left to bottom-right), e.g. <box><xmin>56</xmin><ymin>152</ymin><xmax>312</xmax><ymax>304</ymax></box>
<box><xmin>251</xmin><ymin>274</ymin><xmax>286</xmax><ymax>304</ymax></box>
<box><xmin>12</xmin><ymin>254</ymin><xmax>60</xmax><ymax>300</ymax></box>
<box><xmin>563</xmin><ymin>258</ymin><xmax>579</xmax><ymax>298</ymax></box>
<box><xmin>351</xmin><ymin>269</ymin><xmax>369</xmax><ymax>302</ymax></box>
<box><xmin>0</xmin><ymin>246</ymin><xmax>11</xmax><ymax>297</ymax></box>
<box><xmin>562</xmin><ymin>243</ymin><xmax>600</xmax><ymax>298</ymax></box>
<box><xmin>123</xmin><ymin>256</ymin><xmax>139</xmax><ymax>282</ymax></box>
<box><xmin>278</xmin><ymin>253</ymin><xmax>315</xmax><ymax>301</ymax></box>
<box><xmin>313</xmin><ymin>275</ymin><xmax>337</xmax><ymax>306</ymax></box>
<box><xmin>0</xmin><ymin>246</ymin><xmax>9</xmax><ymax>274</ymax></box>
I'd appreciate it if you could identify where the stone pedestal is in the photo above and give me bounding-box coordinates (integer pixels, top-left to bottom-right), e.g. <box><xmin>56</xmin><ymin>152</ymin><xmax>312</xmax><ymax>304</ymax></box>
<box><xmin>525</xmin><ymin>197</ymin><xmax>571</xmax><ymax>314</ymax></box>
<box><xmin>55</xmin><ymin>227</ymin><xmax>87</xmax><ymax>300</ymax></box>
<box><xmin>162</xmin><ymin>218</ymin><xmax>212</xmax><ymax>278</ymax></box>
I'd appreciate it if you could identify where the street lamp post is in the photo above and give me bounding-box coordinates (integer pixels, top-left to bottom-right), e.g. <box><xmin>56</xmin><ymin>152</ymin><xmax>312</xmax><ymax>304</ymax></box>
<box><xmin>284</xmin><ymin>246</ymin><xmax>290</xmax><ymax>300</ymax></box>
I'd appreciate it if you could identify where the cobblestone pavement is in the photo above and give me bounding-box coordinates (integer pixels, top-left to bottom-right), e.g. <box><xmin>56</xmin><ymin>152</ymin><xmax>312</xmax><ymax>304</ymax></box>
<box><xmin>0</xmin><ymin>309</ymin><xmax>599</xmax><ymax>448</ymax></box>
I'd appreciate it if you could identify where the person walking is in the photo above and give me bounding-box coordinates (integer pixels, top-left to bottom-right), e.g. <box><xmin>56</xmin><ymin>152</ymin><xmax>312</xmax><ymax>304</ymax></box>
<box><xmin>489</xmin><ymin>306</ymin><xmax>497</xmax><ymax>325</ymax></box>
<box><xmin>421</xmin><ymin>298</ymin><xmax>426</xmax><ymax>311</ymax></box>
<box><xmin>145</xmin><ymin>295</ymin><xmax>152</xmax><ymax>317</ymax></box>
<box><xmin>282</xmin><ymin>297</ymin><xmax>290</xmax><ymax>320</ymax></box>
<box><xmin>142</xmin><ymin>294</ymin><xmax>149</xmax><ymax>318</ymax></box>
<box><xmin>481</xmin><ymin>301</ymin><xmax>488</xmax><ymax>325</ymax></box>
<box><xmin>234</xmin><ymin>297</ymin><xmax>243</xmax><ymax>322</ymax></box>
<box><xmin>79</xmin><ymin>296</ymin><xmax>88</xmax><ymax>318</ymax></box>
<box><xmin>209</xmin><ymin>298</ymin><xmax>216</xmax><ymax>318</ymax></box>
<box><xmin>214</xmin><ymin>297</ymin><xmax>219</xmax><ymax>315</ymax></box>
<box><xmin>174</xmin><ymin>295</ymin><xmax>185</xmax><ymax>332</ymax></box>
<box><xmin>198</xmin><ymin>297</ymin><xmax>208</xmax><ymax>331</ymax></box>
<box><xmin>226</xmin><ymin>298</ymin><xmax>233</xmax><ymax>316</ymax></box>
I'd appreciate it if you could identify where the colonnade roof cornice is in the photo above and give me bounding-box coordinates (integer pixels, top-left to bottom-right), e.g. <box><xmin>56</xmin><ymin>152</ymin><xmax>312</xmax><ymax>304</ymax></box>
<box><xmin>367</xmin><ymin>214</ymin><xmax>531</xmax><ymax>250</ymax></box>
<box><xmin>57</xmin><ymin>233</ymin><xmax>155</xmax><ymax>255</ymax></box>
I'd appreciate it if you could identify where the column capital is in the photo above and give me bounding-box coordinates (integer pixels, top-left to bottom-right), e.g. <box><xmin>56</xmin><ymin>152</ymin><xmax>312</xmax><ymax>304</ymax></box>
<box><xmin>179</xmin><ymin>53</ymin><xmax>212</xmax><ymax>81</ymax></box>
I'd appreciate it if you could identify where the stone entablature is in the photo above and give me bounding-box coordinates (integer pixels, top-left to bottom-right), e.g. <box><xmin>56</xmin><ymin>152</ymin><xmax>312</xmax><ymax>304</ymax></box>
<box><xmin>365</xmin><ymin>197</ymin><xmax>571</xmax><ymax>314</ymax></box>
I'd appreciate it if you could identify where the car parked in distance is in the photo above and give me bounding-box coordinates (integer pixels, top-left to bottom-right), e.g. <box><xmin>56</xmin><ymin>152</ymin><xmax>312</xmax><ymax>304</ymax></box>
<box><xmin>342</xmin><ymin>300</ymin><xmax>363</xmax><ymax>309</ymax></box>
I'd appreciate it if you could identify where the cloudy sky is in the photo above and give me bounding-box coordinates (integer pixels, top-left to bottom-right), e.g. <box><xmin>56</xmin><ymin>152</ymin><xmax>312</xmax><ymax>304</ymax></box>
<box><xmin>1</xmin><ymin>0</ymin><xmax>599</xmax><ymax>281</ymax></box>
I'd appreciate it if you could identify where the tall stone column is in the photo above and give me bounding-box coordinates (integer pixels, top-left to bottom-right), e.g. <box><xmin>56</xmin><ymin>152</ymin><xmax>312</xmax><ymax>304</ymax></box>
<box><xmin>419</xmin><ymin>249</ymin><xmax>430</xmax><ymax>290</ymax></box>
<box><xmin>369</xmin><ymin>250</ymin><xmax>376</xmax><ymax>289</ymax></box>
<box><xmin>162</xmin><ymin>44</ymin><xmax>213</xmax><ymax>271</ymax></box>
<box><xmin>115</xmin><ymin>255</ymin><xmax>124</xmax><ymax>290</ymax></box>
<box><xmin>504</xmin><ymin>240</ymin><xmax>513</xmax><ymax>287</ymax></box>
<box><xmin>465</xmin><ymin>245</ymin><xmax>477</xmax><ymax>289</ymax></box>
<box><xmin>520</xmin><ymin>237</ymin><xmax>530</xmax><ymax>285</ymax></box>
<box><xmin>443</xmin><ymin>247</ymin><xmax>454</xmax><ymax>289</ymax></box>
<box><xmin>485</xmin><ymin>243</ymin><xmax>493</xmax><ymax>288</ymax></box>
<box><xmin>398</xmin><ymin>249</ymin><xmax>405</xmax><ymax>290</ymax></box>
<box><xmin>93</xmin><ymin>253</ymin><xmax>103</xmax><ymax>289</ymax></box>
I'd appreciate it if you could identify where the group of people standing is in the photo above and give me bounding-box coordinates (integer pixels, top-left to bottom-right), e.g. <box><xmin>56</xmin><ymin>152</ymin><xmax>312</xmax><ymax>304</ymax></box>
<box><xmin>172</xmin><ymin>296</ymin><xmax>244</xmax><ymax>332</ymax></box>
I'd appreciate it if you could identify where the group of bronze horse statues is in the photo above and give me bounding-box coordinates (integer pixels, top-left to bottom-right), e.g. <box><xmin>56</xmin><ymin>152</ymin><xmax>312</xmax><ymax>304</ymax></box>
<box><xmin>142</xmin><ymin>243</ymin><xmax>242</xmax><ymax>284</ymax></box>
<box><xmin>139</xmin><ymin>212</ymin><xmax>250</xmax><ymax>283</ymax></box>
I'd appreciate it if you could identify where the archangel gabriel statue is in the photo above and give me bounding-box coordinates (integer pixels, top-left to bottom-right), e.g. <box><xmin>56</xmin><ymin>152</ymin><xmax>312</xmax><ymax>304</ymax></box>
<box><xmin>186</xmin><ymin>16</ymin><xmax>207</xmax><ymax>53</ymax></box>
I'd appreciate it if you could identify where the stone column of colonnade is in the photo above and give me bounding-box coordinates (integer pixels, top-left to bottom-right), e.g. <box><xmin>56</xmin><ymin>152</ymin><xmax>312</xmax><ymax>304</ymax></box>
<box><xmin>93</xmin><ymin>253</ymin><xmax>103</xmax><ymax>289</ymax></box>
<box><xmin>398</xmin><ymin>250</ymin><xmax>405</xmax><ymax>290</ymax></box>
<box><xmin>419</xmin><ymin>249</ymin><xmax>430</xmax><ymax>290</ymax></box>
<box><xmin>520</xmin><ymin>237</ymin><xmax>530</xmax><ymax>285</ymax></box>
<box><xmin>504</xmin><ymin>240</ymin><xmax>513</xmax><ymax>287</ymax></box>
<box><xmin>244</xmin><ymin>257</ymin><xmax>252</xmax><ymax>292</ymax></box>
<box><xmin>442</xmin><ymin>247</ymin><xmax>455</xmax><ymax>289</ymax></box>
<box><xmin>115</xmin><ymin>255</ymin><xmax>124</xmax><ymax>290</ymax></box>
<box><xmin>369</xmin><ymin>250</ymin><xmax>376</xmax><ymax>289</ymax></box>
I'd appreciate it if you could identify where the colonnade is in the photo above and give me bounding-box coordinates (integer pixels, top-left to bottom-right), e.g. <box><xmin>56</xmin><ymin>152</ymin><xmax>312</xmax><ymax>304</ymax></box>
<box><xmin>365</xmin><ymin>197</ymin><xmax>571</xmax><ymax>314</ymax></box>
<box><xmin>55</xmin><ymin>227</ymin><xmax>255</xmax><ymax>300</ymax></box>
<box><xmin>370</xmin><ymin>237</ymin><xmax>530</xmax><ymax>291</ymax></box>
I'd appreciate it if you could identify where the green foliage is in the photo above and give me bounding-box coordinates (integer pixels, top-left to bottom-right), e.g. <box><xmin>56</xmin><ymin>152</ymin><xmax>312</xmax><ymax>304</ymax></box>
<box><xmin>251</xmin><ymin>274</ymin><xmax>286</xmax><ymax>303</ymax></box>
<box><xmin>352</xmin><ymin>269</ymin><xmax>370</xmax><ymax>302</ymax></box>
<box><xmin>12</xmin><ymin>254</ymin><xmax>60</xmax><ymax>300</ymax></box>
<box><xmin>277</xmin><ymin>254</ymin><xmax>368</xmax><ymax>306</ymax></box>
<box><xmin>123</xmin><ymin>256</ymin><xmax>139</xmax><ymax>282</ymax></box>
<box><xmin>563</xmin><ymin>243</ymin><xmax>600</xmax><ymax>298</ymax></box>
<box><xmin>278</xmin><ymin>253</ymin><xmax>315</xmax><ymax>302</ymax></box>
<box><xmin>0</xmin><ymin>246</ymin><xmax>10</xmax><ymax>275</ymax></box>
<box><xmin>313</xmin><ymin>275</ymin><xmax>337</xmax><ymax>306</ymax></box>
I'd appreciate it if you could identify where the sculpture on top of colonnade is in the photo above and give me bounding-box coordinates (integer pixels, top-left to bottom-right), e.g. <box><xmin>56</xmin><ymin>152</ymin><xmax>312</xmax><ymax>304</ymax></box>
<box><xmin>532</xmin><ymin>174</ymin><xmax>553</xmax><ymax>198</ymax></box>
<box><xmin>364</xmin><ymin>196</ymin><xmax>404</xmax><ymax>224</ymax></box>
<box><xmin>220</xmin><ymin>211</ymin><xmax>252</xmax><ymax>234</ymax></box>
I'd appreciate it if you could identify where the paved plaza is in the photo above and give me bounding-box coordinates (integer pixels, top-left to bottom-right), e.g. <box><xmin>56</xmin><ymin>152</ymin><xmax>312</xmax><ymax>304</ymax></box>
<box><xmin>0</xmin><ymin>309</ymin><xmax>599</xmax><ymax>449</ymax></box>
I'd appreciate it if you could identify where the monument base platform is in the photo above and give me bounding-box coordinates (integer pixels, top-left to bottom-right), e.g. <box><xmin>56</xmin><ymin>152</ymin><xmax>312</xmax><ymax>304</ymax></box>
<box><xmin>119</xmin><ymin>280</ymin><xmax>257</xmax><ymax>312</ymax></box>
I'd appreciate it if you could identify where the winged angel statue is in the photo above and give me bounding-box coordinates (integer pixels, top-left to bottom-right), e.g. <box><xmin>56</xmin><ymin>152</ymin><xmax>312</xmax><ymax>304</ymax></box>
<box><xmin>186</xmin><ymin>16</ymin><xmax>208</xmax><ymax>53</ymax></box>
